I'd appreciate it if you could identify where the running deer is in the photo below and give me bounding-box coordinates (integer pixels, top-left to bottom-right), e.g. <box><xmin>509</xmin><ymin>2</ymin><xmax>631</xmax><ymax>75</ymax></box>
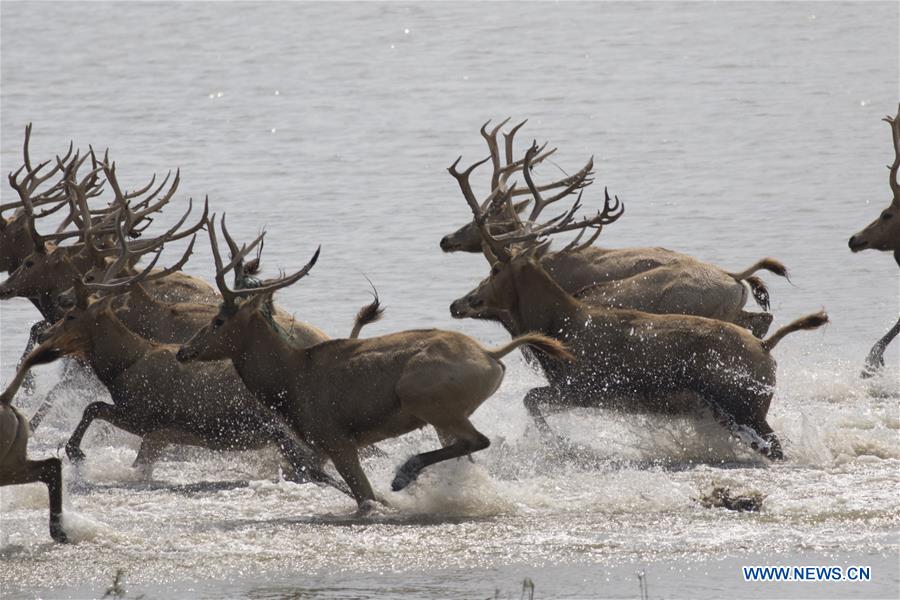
<box><xmin>176</xmin><ymin>217</ymin><xmax>572</xmax><ymax>512</ymax></box>
<box><xmin>448</xmin><ymin>155</ymin><xmax>828</xmax><ymax>460</ymax></box>
<box><xmin>2</xmin><ymin>244</ymin><xmax>361</xmax><ymax>493</ymax></box>
<box><xmin>1</xmin><ymin>347</ymin><xmax>68</xmax><ymax>543</ymax></box>
<box><xmin>439</xmin><ymin>120</ymin><xmax>788</xmax><ymax>337</ymax></box>
<box><xmin>849</xmin><ymin>104</ymin><xmax>900</xmax><ymax>377</ymax></box>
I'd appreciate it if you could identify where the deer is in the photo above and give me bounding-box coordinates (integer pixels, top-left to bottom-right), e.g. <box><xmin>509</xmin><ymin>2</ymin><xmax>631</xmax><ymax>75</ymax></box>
<box><xmin>849</xmin><ymin>104</ymin><xmax>900</xmax><ymax>377</ymax></box>
<box><xmin>1</xmin><ymin>250</ymin><xmax>364</xmax><ymax>493</ymax></box>
<box><xmin>8</xmin><ymin>201</ymin><xmax>384</xmax><ymax>485</ymax></box>
<box><xmin>176</xmin><ymin>217</ymin><xmax>573</xmax><ymax>513</ymax></box>
<box><xmin>439</xmin><ymin>120</ymin><xmax>789</xmax><ymax>338</ymax></box>
<box><xmin>447</xmin><ymin>153</ymin><xmax>828</xmax><ymax>460</ymax></box>
<box><xmin>1</xmin><ymin>346</ymin><xmax>69</xmax><ymax>543</ymax></box>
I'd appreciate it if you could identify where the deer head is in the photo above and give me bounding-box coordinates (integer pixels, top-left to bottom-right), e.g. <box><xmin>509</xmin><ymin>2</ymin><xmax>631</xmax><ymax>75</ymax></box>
<box><xmin>849</xmin><ymin>104</ymin><xmax>900</xmax><ymax>263</ymax></box>
<box><xmin>447</xmin><ymin>145</ymin><xmax>622</xmax><ymax>318</ymax></box>
<box><xmin>176</xmin><ymin>216</ymin><xmax>319</xmax><ymax>363</ymax></box>
<box><xmin>439</xmin><ymin>119</ymin><xmax>593</xmax><ymax>254</ymax></box>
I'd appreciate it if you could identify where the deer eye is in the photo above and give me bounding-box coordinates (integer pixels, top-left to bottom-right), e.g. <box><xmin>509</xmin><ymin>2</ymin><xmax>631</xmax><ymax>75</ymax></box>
<box><xmin>491</xmin><ymin>265</ymin><xmax>500</xmax><ymax>275</ymax></box>
<box><xmin>214</xmin><ymin>318</ymin><xmax>224</xmax><ymax>328</ymax></box>
<box><xmin>66</xmin><ymin>315</ymin><xmax>75</xmax><ymax>321</ymax></box>
<box><xmin>882</xmin><ymin>211</ymin><xmax>893</xmax><ymax>220</ymax></box>
<box><xmin>24</xmin><ymin>260</ymin><xmax>34</xmax><ymax>268</ymax></box>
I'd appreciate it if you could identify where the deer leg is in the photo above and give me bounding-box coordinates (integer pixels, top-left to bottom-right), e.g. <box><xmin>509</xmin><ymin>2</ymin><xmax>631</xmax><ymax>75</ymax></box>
<box><xmin>523</xmin><ymin>386</ymin><xmax>559</xmax><ymax>436</ymax></box>
<box><xmin>434</xmin><ymin>428</ymin><xmax>476</xmax><ymax>464</ymax></box>
<box><xmin>2</xmin><ymin>458</ymin><xmax>70</xmax><ymax>543</ymax></box>
<box><xmin>34</xmin><ymin>457</ymin><xmax>67</xmax><ymax>542</ymax></box>
<box><xmin>131</xmin><ymin>432</ymin><xmax>170</xmax><ymax>479</ymax></box>
<box><xmin>391</xmin><ymin>419</ymin><xmax>490</xmax><ymax>492</ymax></box>
<box><xmin>702</xmin><ymin>398</ymin><xmax>781</xmax><ymax>460</ymax></box>
<box><xmin>16</xmin><ymin>320</ymin><xmax>50</xmax><ymax>397</ymax></box>
<box><xmin>259</xmin><ymin>420</ymin><xmax>352</xmax><ymax>498</ymax></box>
<box><xmin>862</xmin><ymin>315</ymin><xmax>900</xmax><ymax>378</ymax></box>
<box><xmin>29</xmin><ymin>358</ymin><xmax>94</xmax><ymax>432</ymax></box>
<box><xmin>66</xmin><ymin>402</ymin><xmax>138</xmax><ymax>463</ymax></box>
<box><xmin>750</xmin><ymin>419</ymin><xmax>783</xmax><ymax>461</ymax></box>
<box><xmin>326</xmin><ymin>443</ymin><xmax>378</xmax><ymax>512</ymax></box>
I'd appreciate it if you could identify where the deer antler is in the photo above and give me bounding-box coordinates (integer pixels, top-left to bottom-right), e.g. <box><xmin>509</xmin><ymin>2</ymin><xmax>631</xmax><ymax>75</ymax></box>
<box><xmin>519</xmin><ymin>140</ymin><xmax>594</xmax><ymax>226</ymax></box>
<box><xmin>221</xmin><ymin>213</ymin><xmax>264</xmax><ymax>288</ymax></box>
<box><xmin>83</xmin><ymin>232</ymin><xmax>196</xmax><ymax>293</ymax></box>
<box><xmin>448</xmin><ymin>155</ymin><xmax>514</xmax><ymax>262</ymax></box>
<box><xmin>101</xmin><ymin>160</ymin><xmax>181</xmax><ymax>236</ymax></box>
<box><xmin>208</xmin><ymin>215</ymin><xmax>316</xmax><ymax>307</ymax></box>
<box><xmin>884</xmin><ymin>103</ymin><xmax>900</xmax><ymax>199</ymax></box>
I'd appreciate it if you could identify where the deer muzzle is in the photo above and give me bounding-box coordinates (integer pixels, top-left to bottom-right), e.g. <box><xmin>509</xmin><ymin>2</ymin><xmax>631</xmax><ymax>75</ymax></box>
<box><xmin>848</xmin><ymin>234</ymin><xmax>868</xmax><ymax>252</ymax></box>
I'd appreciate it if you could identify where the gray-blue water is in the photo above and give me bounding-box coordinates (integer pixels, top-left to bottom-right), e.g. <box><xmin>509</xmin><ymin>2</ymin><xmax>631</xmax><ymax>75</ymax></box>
<box><xmin>1</xmin><ymin>2</ymin><xmax>898</xmax><ymax>598</ymax></box>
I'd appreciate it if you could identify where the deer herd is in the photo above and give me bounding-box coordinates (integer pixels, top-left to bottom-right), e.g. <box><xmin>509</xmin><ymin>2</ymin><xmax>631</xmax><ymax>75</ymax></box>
<box><xmin>1</xmin><ymin>105</ymin><xmax>897</xmax><ymax>542</ymax></box>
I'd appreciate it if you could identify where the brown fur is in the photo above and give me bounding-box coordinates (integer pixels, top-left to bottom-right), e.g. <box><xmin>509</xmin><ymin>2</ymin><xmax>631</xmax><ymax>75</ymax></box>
<box><xmin>452</xmin><ymin>255</ymin><xmax>828</xmax><ymax>459</ymax></box>
<box><xmin>177</xmin><ymin>260</ymin><xmax>571</xmax><ymax>510</ymax></box>
<box><xmin>0</xmin><ymin>352</ymin><xmax>68</xmax><ymax>542</ymax></box>
<box><xmin>849</xmin><ymin>104</ymin><xmax>900</xmax><ymax>376</ymax></box>
<box><xmin>23</xmin><ymin>296</ymin><xmax>347</xmax><ymax>491</ymax></box>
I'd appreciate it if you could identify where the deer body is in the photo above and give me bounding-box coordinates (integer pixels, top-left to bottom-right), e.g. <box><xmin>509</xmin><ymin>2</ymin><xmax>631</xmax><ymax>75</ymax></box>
<box><xmin>453</xmin><ymin>257</ymin><xmax>828</xmax><ymax>459</ymax></box>
<box><xmin>176</xmin><ymin>220</ymin><xmax>572</xmax><ymax>510</ymax></box>
<box><xmin>13</xmin><ymin>299</ymin><xmax>339</xmax><ymax>488</ymax></box>
<box><xmin>0</xmin><ymin>348</ymin><xmax>68</xmax><ymax>543</ymax></box>
<box><xmin>848</xmin><ymin>105</ymin><xmax>900</xmax><ymax>376</ymax></box>
<box><xmin>439</xmin><ymin>120</ymin><xmax>785</xmax><ymax>337</ymax></box>
<box><xmin>178</xmin><ymin>298</ymin><xmax>567</xmax><ymax>508</ymax></box>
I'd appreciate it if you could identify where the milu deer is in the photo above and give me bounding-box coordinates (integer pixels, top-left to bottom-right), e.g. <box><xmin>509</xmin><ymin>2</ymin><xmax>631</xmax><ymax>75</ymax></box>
<box><xmin>176</xmin><ymin>217</ymin><xmax>573</xmax><ymax>512</ymax></box>
<box><xmin>1</xmin><ymin>347</ymin><xmax>68</xmax><ymax>543</ymax></box>
<box><xmin>849</xmin><ymin>104</ymin><xmax>900</xmax><ymax>377</ymax></box>
<box><xmin>14</xmin><ymin>209</ymin><xmax>384</xmax><ymax>486</ymax></box>
<box><xmin>448</xmin><ymin>155</ymin><xmax>828</xmax><ymax>460</ymax></box>
<box><xmin>439</xmin><ymin>120</ymin><xmax>788</xmax><ymax>337</ymax></box>
<box><xmin>0</xmin><ymin>168</ymin><xmax>210</xmax><ymax>416</ymax></box>
<box><xmin>2</xmin><ymin>247</ymin><xmax>365</xmax><ymax>493</ymax></box>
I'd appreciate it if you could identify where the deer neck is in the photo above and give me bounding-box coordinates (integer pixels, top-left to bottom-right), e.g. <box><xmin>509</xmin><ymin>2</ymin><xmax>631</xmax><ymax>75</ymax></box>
<box><xmin>511</xmin><ymin>262</ymin><xmax>583</xmax><ymax>335</ymax></box>
<box><xmin>230</xmin><ymin>310</ymin><xmax>307</xmax><ymax>414</ymax></box>
<box><xmin>85</xmin><ymin>312</ymin><xmax>154</xmax><ymax>383</ymax></box>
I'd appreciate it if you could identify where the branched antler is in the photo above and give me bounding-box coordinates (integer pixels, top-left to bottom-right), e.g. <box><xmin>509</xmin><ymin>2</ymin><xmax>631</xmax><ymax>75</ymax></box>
<box><xmin>884</xmin><ymin>103</ymin><xmax>900</xmax><ymax>199</ymax></box>
<box><xmin>208</xmin><ymin>215</ymin><xmax>319</xmax><ymax>308</ymax></box>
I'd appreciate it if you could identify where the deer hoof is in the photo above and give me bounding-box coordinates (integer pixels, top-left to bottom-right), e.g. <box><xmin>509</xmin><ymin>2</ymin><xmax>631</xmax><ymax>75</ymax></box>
<box><xmin>391</xmin><ymin>456</ymin><xmax>424</xmax><ymax>491</ymax></box>
<box><xmin>354</xmin><ymin>499</ymin><xmax>378</xmax><ymax>517</ymax></box>
<box><xmin>50</xmin><ymin>516</ymin><xmax>69</xmax><ymax>544</ymax></box>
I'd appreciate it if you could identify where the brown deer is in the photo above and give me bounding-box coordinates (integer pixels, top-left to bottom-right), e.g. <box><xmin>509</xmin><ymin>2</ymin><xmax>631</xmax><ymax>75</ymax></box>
<box><xmin>448</xmin><ymin>155</ymin><xmax>828</xmax><ymax>460</ymax></box>
<box><xmin>2</xmin><ymin>274</ymin><xmax>359</xmax><ymax>494</ymax></box>
<box><xmin>439</xmin><ymin>120</ymin><xmax>788</xmax><ymax>337</ymax></box>
<box><xmin>176</xmin><ymin>217</ymin><xmax>572</xmax><ymax>512</ymax></box>
<box><xmin>849</xmin><ymin>104</ymin><xmax>900</xmax><ymax>377</ymax></box>
<box><xmin>1</xmin><ymin>346</ymin><xmax>68</xmax><ymax>543</ymax></box>
<box><xmin>12</xmin><ymin>208</ymin><xmax>383</xmax><ymax>485</ymax></box>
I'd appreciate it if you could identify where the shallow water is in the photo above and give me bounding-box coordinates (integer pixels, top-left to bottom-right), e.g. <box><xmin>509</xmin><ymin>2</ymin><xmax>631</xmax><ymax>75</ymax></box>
<box><xmin>1</xmin><ymin>2</ymin><xmax>898</xmax><ymax>598</ymax></box>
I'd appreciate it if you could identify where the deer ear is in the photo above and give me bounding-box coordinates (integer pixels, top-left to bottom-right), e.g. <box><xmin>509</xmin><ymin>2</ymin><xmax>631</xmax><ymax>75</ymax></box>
<box><xmin>512</xmin><ymin>199</ymin><xmax>530</xmax><ymax>214</ymax></box>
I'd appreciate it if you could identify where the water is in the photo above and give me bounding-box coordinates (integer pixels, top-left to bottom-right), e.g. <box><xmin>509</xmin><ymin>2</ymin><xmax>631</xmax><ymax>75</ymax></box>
<box><xmin>1</xmin><ymin>2</ymin><xmax>898</xmax><ymax>598</ymax></box>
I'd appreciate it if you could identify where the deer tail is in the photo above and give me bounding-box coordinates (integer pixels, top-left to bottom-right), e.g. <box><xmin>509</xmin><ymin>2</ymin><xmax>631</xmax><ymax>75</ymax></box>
<box><xmin>487</xmin><ymin>333</ymin><xmax>575</xmax><ymax>362</ymax></box>
<box><xmin>761</xmin><ymin>311</ymin><xmax>829</xmax><ymax>352</ymax></box>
